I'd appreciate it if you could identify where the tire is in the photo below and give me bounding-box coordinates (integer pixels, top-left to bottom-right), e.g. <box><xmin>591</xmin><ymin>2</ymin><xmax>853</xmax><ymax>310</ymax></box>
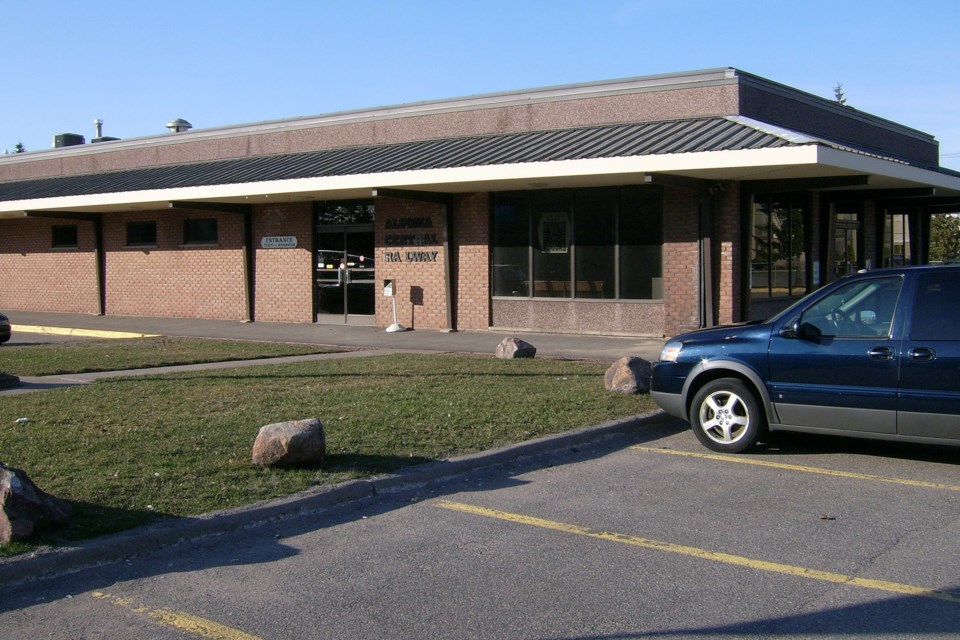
<box><xmin>689</xmin><ymin>378</ymin><xmax>766</xmax><ymax>453</ymax></box>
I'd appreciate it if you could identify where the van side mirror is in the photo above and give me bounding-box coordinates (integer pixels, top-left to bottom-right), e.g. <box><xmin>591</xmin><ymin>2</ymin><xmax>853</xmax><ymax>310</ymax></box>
<box><xmin>780</xmin><ymin>317</ymin><xmax>822</xmax><ymax>341</ymax></box>
<box><xmin>779</xmin><ymin>321</ymin><xmax>799</xmax><ymax>339</ymax></box>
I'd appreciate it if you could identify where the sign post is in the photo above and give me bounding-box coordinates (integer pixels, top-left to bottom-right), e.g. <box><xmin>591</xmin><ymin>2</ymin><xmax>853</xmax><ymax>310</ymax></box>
<box><xmin>384</xmin><ymin>279</ymin><xmax>406</xmax><ymax>333</ymax></box>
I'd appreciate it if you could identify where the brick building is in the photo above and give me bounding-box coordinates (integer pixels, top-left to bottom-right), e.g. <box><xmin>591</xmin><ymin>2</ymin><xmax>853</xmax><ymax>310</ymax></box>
<box><xmin>2</xmin><ymin>68</ymin><xmax>959</xmax><ymax>336</ymax></box>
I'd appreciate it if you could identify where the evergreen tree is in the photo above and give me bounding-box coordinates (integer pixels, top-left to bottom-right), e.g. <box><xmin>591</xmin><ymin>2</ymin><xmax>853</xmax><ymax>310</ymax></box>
<box><xmin>929</xmin><ymin>214</ymin><xmax>960</xmax><ymax>262</ymax></box>
<box><xmin>833</xmin><ymin>83</ymin><xmax>847</xmax><ymax>106</ymax></box>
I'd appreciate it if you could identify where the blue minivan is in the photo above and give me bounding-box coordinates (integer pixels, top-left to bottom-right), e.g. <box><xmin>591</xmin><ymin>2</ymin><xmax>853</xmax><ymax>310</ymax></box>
<box><xmin>650</xmin><ymin>265</ymin><xmax>960</xmax><ymax>452</ymax></box>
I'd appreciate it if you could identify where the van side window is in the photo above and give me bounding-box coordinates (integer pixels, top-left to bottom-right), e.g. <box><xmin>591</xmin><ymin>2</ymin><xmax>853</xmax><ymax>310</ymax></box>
<box><xmin>800</xmin><ymin>277</ymin><xmax>902</xmax><ymax>338</ymax></box>
<box><xmin>911</xmin><ymin>272</ymin><xmax>960</xmax><ymax>341</ymax></box>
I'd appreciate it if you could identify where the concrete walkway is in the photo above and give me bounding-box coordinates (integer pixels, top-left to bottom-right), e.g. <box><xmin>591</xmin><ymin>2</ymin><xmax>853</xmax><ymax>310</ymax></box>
<box><xmin>5</xmin><ymin>310</ymin><xmax>666</xmax><ymax>361</ymax></box>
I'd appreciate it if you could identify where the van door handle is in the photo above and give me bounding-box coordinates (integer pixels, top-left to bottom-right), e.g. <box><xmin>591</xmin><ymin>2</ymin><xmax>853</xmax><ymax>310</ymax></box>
<box><xmin>868</xmin><ymin>347</ymin><xmax>894</xmax><ymax>361</ymax></box>
<box><xmin>909</xmin><ymin>347</ymin><xmax>936</xmax><ymax>362</ymax></box>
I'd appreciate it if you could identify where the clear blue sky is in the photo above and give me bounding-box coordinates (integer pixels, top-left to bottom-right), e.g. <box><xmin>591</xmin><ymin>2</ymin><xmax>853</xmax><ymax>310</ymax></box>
<box><xmin>4</xmin><ymin>0</ymin><xmax>959</xmax><ymax>169</ymax></box>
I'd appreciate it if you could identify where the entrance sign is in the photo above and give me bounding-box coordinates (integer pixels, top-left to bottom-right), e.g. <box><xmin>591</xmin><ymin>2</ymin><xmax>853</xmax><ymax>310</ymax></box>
<box><xmin>261</xmin><ymin>236</ymin><xmax>298</xmax><ymax>249</ymax></box>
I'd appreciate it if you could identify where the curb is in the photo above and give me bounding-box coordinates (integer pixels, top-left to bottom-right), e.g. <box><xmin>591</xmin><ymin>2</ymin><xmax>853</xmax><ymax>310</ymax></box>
<box><xmin>0</xmin><ymin>410</ymin><xmax>670</xmax><ymax>588</ymax></box>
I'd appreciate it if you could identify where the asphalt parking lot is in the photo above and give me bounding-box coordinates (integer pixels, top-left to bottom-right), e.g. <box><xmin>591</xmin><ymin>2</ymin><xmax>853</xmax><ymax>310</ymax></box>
<box><xmin>2</xmin><ymin>421</ymin><xmax>957</xmax><ymax>639</ymax></box>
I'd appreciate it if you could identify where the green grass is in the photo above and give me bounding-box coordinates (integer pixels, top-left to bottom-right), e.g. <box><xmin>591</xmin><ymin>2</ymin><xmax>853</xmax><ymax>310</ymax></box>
<box><xmin>0</xmin><ymin>353</ymin><xmax>656</xmax><ymax>554</ymax></box>
<box><xmin>0</xmin><ymin>337</ymin><xmax>339</xmax><ymax>376</ymax></box>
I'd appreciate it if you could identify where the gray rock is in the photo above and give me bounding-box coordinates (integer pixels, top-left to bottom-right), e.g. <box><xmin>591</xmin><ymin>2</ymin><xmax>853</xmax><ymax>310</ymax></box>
<box><xmin>0</xmin><ymin>463</ymin><xmax>71</xmax><ymax>543</ymax></box>
<box><xmin>496</xmin><ymin>337</ymin><xmax>537</xmax><ymax>359</ymax></box>
<box><xmin>604</xmin><ymin>356</ymin><xmax>653</xmax><ymax>394</ymax></box>
<box><xmin>252</xmin><ymin>418</ymin><xmax>326</xmax><ymax>467</ymax></box>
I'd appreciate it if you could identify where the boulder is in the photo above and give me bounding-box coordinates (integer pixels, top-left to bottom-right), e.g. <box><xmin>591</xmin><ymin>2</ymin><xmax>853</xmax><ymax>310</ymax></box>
<box><xmin>252</xmin><ymin>418</ymin><xmax>326</xmax><ymax>467</ymax></box>
<box><xmin>496</xmin><ymin>337</ymin><xmax>537</xmax><ymax>359</ymax></box>
<box><xmin>604</xmin><ymin>356</ymin><xmax>653</xmax><ymax>394</ymax></box>
<box><xmin>0</xmin><ymin>463</ymin><xmax>71</xmax><ymax>543</ymax></box>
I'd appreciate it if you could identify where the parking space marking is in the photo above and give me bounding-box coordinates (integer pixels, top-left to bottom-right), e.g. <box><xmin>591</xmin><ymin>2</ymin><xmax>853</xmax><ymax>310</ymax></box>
<box><xmin>436</xmin><ymin>500</ymin><xmax>960</xmax><ymax>604</ymax></box>
<box><xmin>13</xmin><ymin>325</ymin><xmax>160</xmax><ymax>339</ymax></box>
<box><xmin>631</xmin><ymin>446</ymin><xmax>960</xmax><ymax>492</ymax></box>
<box><xmin>91</xmin><ymin>591</ymin><xmax>262</xmax><ymax>640</ymax></box>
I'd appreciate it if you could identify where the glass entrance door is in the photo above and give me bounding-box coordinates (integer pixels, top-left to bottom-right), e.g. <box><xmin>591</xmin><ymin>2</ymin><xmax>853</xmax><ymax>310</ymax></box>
<box><xmin>315</xmin><ymin>226</ymin><xmax>375</xmax><ymax>324</ymax></box>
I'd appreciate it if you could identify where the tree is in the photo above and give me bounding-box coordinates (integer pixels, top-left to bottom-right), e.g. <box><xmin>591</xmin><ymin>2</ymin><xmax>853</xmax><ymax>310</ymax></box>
<box><xmin>12</xmin><ymin>141</ymin><xmax>26</xmax><ymax>153</ymax></box>
<box><xmin>929</xmin><ymin>213</ymin><xmax>960</xmax><ymax>262</ymax></box>
<box><xmin>833</xmin><ymin>82</ymin><xmax>847</xmax><ymax>106</ymax></box>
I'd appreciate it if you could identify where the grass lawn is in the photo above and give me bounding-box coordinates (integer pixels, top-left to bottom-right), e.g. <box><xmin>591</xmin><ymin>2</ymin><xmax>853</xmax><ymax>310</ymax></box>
<box><xmin>0</xmin><ymin>337</ymin><xmax>340</xmax><ymax>377</ymax></box>
<box><xmin>0</xmin><ymin>352</ymin><xmax>657</xmax><ymax>555</ymax></box>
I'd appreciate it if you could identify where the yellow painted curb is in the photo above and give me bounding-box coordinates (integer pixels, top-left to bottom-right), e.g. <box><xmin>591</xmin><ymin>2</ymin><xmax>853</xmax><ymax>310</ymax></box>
<box><xmin>13</xmin><ymin>325</ymin><xmax>160</xmax><ymax>339</ymax></box>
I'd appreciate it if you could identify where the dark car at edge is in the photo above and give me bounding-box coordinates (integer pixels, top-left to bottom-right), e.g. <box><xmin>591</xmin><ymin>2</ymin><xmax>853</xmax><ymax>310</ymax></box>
<box><xmin>0</xmin><ymin>313</ymin><xmax>10</xmax><ymax>344</ymax></box>
<box><xmin>650</xmin><ymin>265</ymin><xmax>960</xmax><ymax>452</ymax></box>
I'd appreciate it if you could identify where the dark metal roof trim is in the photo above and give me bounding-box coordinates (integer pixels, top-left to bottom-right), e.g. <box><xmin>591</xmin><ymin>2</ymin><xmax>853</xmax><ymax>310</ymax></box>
<box><xmin>0</xmin><ymin>117</ymin><xmax>807</xmax><ymax>203</ymax></box>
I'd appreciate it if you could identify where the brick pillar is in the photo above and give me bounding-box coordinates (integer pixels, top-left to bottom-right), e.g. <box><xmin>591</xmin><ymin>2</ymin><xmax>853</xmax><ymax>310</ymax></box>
<box><xmin>453</xmin><ymin>193</ymin><xmax>490</xmax><ymax>331</ymax></box>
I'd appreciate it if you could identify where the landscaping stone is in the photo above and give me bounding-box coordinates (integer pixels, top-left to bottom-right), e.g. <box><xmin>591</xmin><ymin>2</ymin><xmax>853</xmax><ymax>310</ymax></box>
<box><xmin>0</xmin><ymin>463</ymin><xmax>71</xmax><ymax>543</ymax></box>
<box><xmin>0</xmin><ymin>373</ymin><xmax>20</xmax><ymax>390</ymax></box>
<box><xmin>252</xmin><ymin>418</ymin><xmax>326</xmax><ymax>467</ymax></box>
<box><xmin>604</xmin><ymin>356</ymin><xmax>653</xmax><ymax>394</ymax></box>
<box><xmin>496</xmin><ymin>337</ymin><xmax>537</xmax><ymax>359</ymax></box>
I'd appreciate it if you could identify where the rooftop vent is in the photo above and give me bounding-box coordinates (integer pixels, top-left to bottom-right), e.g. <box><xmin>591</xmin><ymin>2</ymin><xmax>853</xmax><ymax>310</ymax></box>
<box><xmin>53</xmin><ymin>133</ymin><xmax>85</xmax><ymax>148</ymax></box>
<box><xmin>166</xmin><ymin>118</ymin><xmax>193</xmax><ymax>133</ymax></box>
<box><xmin>91</xmin><ymin>118</ymin><xmax>120</xmax><ymax>144</ymax></box>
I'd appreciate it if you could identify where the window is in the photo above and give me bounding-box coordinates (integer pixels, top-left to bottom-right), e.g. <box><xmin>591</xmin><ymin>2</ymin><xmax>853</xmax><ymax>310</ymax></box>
<box><xmin>532</xmin><ymin>193</ymin><xmax>571</xmax><ymax>297</ymax></box>
<box><xmin>491</xmin><ymin>186</ymin><xmax>663</xmax><ymax>300</ymax></box>
<box><xmin>911</xmin><ymin>272</ymin><xmax>960</xmax><ymax>341</ymax></box>
<box><xmin>51</xmin><ymin>225</ymin><xmax>78</xmax><ymax>248</ymax></box>
<box><xmin>801</xmin><ymin>276</ymin><xmax>902</xmax><ymax>338</ymax></box>
<box><xmin>183</xmin><ymin>218</ymin><xmax>218</xmax><ymax>244</ymax></box>
<box><xmin>492</xmin><ymin>196</ymin><xmax>530</xmax><ymax>296</ymax></box>
<box><xmin>751</xmin><ymin>193</ymin><xmax>807</xmax><ymax>299</ymax></box>
<box><xmin>315</xmin><ymin>200</ymin><xmax>375</xmax><ymax>225</ymax></box>
<box><xmin>832</xmin><ymin>202</ymin><xmax>862</xmax><ymax>276</ymax></box>
<box><xmin>883</xmin><ymin>212</ymin><xmax>911</xmax><ymax>267</ymax></box>
<box><xmin>126</xmin><ymin>221</ymin><xmax>157</xmax><ymax>246</ymax></box>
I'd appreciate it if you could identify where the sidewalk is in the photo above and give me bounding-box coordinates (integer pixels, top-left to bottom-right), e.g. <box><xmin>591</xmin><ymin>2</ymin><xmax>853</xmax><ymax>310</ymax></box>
<box><xmin>5</xmin><ymin>310</ymin><xmax>666</xmax><ymax>361</ymax></box>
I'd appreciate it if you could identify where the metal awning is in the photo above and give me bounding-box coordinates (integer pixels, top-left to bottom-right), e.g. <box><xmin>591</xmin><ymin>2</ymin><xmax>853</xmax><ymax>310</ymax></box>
<box><xmin>2</xmin><ymin>116</ymin><xmax>958</xmax><ymax>215</ymax></box>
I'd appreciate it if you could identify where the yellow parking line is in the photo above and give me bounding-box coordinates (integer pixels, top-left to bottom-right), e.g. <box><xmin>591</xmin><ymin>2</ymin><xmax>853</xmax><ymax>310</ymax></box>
<box><xmin>13</xmin><ymin>325</ymin><xmax>160</xmax><ymax>339</ymax></box>
<box><xmin>91</xmin><ymin>591</ymin><xmax>262</xmax><ymax>640</ymax></box>
<box><xmin>630</xmin><ymin>446</ymin><xmax>960</xmax><ymax>492</ymax></box>
<box><xmin>436</xmin><ymin>500</ymin><xmax>960</xmax><ymax>605</ymax></box>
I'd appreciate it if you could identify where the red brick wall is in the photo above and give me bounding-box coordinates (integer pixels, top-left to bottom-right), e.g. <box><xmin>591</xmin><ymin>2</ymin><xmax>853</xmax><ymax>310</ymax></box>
<box><xmin>453</xmin><ymin>193</ymin><xmax>490</xmax><ymax>331</ymax></box>
<box><xmin>662</xmin><ymin>188</ymin><xmax>701</xmax><ymax>335</ymax></box>
<box><xmin>253</xmin><ymin>203</ymin><xmax>314</xmax><ymax>322</ymax></box>
<box><xmin>714</xmin><ymin>182</ymin><xmax>741</xmax><ymax>325</ymax></box>
<box><xmin>0</xmin><ymin>218</ymin><xmax>100</xmax><ymax>313</ymax></box>
<box><xmin>374</xmin><ymin>198</ymin><xmax>449</xmax><ymax>330</ymax></box>
<box><xmin>103</xmin><ymin>210</ymin><xmax>246</xmax><ymax>319</ymax></box>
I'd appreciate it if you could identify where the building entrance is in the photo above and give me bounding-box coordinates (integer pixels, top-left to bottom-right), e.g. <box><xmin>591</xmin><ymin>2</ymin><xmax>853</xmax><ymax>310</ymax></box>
<box><xmin>314</xmin><ymin>200</ymin><xmax>376</xmax><ymax>325</ymax></box>
<box><xmin>315</xmin><ymin>226</ymin><xmax>375</xmax><ymax>324</ymax></box>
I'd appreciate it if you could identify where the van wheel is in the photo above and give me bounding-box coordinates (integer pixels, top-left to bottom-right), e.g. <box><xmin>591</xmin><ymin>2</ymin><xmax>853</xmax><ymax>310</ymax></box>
<box><xmin>690</xmin><ymin>379</ymin><xmax>765</xmax><ymax>453</ymax></box>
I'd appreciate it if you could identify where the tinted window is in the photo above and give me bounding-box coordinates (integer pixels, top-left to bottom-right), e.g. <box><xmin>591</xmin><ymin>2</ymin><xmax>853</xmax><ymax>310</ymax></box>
<box><xmin>51</xmin><ymin>224</ymin><xmax>78</xmax><ymax>248</ymax></box>
<box><xmin>911</xmin><ymin>272</ymin><xmax>960</xmax><ymax>341</ymax></box>
<box><xmin>184</xmin><ymin>218</ymin><xmax>218</xmax><ymax>244</ymax></box>
<box><xmin>490</xmin><ymin>186</ymin><xmax>663</xmax><ymax>300</ymax></box>
<box><xmin>126</xmin><ymin>221</ymin><xmax>157</xmax><ymax>246</ymax></box>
